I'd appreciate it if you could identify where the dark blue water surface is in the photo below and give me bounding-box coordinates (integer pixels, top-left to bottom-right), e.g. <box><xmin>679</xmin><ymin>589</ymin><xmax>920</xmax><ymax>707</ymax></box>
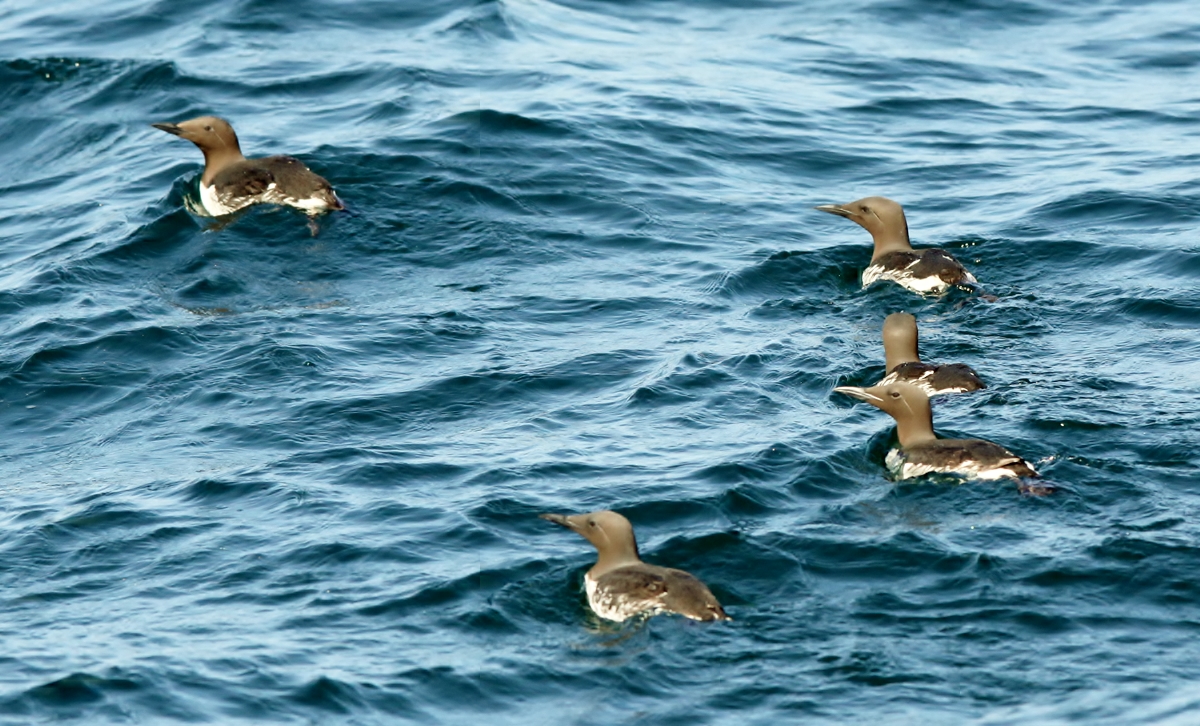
<box><xmin>2</xmin><ymin>0</ymin><xmax>1200</xmax><ymax>723</ymax></box>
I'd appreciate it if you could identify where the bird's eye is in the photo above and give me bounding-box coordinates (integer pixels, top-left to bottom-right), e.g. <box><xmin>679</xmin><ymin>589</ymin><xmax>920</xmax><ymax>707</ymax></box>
<box><xmin>588</xmin><ymin>520</ymin><xmax>596</xmax><ymax>527</ymax></box>
<box><xmin>205</xmin><ymin>125</ymin><xmax>213</xmax><ymax>131</ymax></box>
<box><xmin>890</xmin><ymin>391</ymin><xmax>900</xmax><ymax>398</ymax></box>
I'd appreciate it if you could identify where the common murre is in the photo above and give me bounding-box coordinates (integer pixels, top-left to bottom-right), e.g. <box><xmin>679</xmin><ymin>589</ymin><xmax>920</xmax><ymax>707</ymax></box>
<box><xmin>540</xmin><ymin>510</ymin><xmax>730</xmax><ymax>623</ymax></box>
<box><xmin>815</xmin><ymin>196</ymin><xmax>978</xmax><ymax>295</ymax></box>
<box><xmin>878</xmin><ymin>312</ymin><xmax>986</xmax><ymax>395</ymax></box>
<box><xmin>152</xmin><ymin>115</ymin><xmax>343</xmax><ymax>234</ymax></box>
<box><xmin>834</xmin><ymin>381</ymin><xmax>1044</xmax><ymax>488</ymax></box>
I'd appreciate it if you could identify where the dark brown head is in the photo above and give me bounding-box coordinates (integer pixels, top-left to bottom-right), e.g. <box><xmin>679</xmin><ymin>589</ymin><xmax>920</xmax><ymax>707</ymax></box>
<box><xmin>815</xmin><ymin>196</ymin><xmax>912</xmax><ymax>260</ymax></box>
<box><xmin>882</xmin><ymin>312</ymin><xmax>921</xmax><ymax>370</ymax></box>
<box><xmin>834</xmin><ymin>381</ymin><xmax>936</xmax><ymax>446</ymax></box>
<box><xmin>152</xmin><ymin>115</ymin><xmax>246</xmax><ymax>183</ymax></box>
<box><xmin>540</xmin><ymin>510</ymin><xmax>641</xmax><ymax>576</ymax></box>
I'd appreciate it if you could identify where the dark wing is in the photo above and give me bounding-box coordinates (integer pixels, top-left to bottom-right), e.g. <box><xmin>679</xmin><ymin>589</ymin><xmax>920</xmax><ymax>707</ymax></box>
<box><xmin>595</xmin><ymin>568</ymin><xmax>668</xmax><ymax>600</ymax></box>
<box><xmin>873</xmin><ymin>250</ymin><xmax>921</xmax><ymax>271</ymax></box>
<box><xmin>600</xmin><ymin>566</ymin><xmax>727</xmax><ymax>620</ymax></box>
<box><xmin>888</xmin><ymin>361</ymin><xmax>938</xmax><ymax>379</ymax></box>
<box><xmin>211</xmin><ymin>163</ymin><xmax>276</xmax><ymax>198</ymax></box>
<box><xmin>660</xmin><ymin>568</ymin><xmax>728</xmax><ymax>621</ymax></box>
<box><xmin>911</xmin><ymin>439</ymin><xmax>1036</xmax><ymax>476</ymax></box>
<box><xmin>261</xmin><ymin>155</ymin><xmax>333</xmax><ymax>197</ymax></box>
<box><xmin>928</xmin><ymin>363</ymin><xmax>986</xmax><ymax>392</ymax></box>
<box><xmin>911</xmin><ymin>248</ymin><xmax>969</xmax><ymax>283</ymax></box>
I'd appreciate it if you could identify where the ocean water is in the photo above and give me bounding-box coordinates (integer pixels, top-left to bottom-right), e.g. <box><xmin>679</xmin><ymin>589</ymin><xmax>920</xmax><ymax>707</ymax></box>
<box><xmin>1</xmin><ymin>0</ymin><xmax>1199</xmax><ymax>723</ymax></box>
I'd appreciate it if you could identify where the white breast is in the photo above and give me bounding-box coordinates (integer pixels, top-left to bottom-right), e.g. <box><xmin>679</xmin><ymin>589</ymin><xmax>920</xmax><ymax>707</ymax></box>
<box><xmin>198</xmin><ymin>181</ymin><xmax>247</xmax><ymax>217</ymax></box>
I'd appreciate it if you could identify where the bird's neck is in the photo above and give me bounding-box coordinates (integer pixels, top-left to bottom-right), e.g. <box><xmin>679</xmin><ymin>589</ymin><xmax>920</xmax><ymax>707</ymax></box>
<box><xmin>590</xmin><ymin>548</ymin><xmax>641</xmax><ymax>578</ymax></box>
<box><xmin>199</xmin><ymin>148</ymin><xmax>247</xmax><ymax>185</ymax></box>
<box><xmin>870</xmin><ymin>233</ymin><xmax>914</xmax><ymax>261</ymax></box>
<box><xmin>893</xmin><ymin>402</ymin><xmax>938</xmax><ymax>447</ymax></box>
<box><xmin>885</xmin><ymin>341</ymin><xmax>920</xmax><ymax>371</ymax></box>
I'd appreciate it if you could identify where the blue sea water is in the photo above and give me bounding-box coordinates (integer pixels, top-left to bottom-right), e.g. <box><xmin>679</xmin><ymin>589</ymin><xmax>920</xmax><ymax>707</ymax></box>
<box><xmin>2</xmin><ymin>0</ymin><xmax>1200</xmax><ymax>723</ymax></box>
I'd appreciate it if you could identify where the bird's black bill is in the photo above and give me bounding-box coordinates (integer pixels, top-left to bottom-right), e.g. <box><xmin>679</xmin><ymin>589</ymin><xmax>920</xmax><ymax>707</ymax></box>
<box><xmin>814</xmin><ymin>204</ymin><xmax>855</xmax><ymax>219</ymax></box>
<box><xmin>151</xmin><ymin>122</ymin><xmax>183</xmax><ymax>136</ymax></box>
<box><xmin>833</xmin><ymin>385</ymin><xmax>877</xmax><ymax>404</ymax></box>
<box><xmin>539</xmin><ymin>513</ymin><xmax>573</xmax><ymax>528</ymax></box>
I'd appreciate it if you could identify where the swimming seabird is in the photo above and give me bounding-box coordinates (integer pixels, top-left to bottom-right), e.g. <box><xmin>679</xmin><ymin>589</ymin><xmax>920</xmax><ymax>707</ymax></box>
<box><xmin>152</xmin><ymin>115</ymin><xmax>343</xmax><ymax>233</ymax></box>
<box><xmin>540</xmin><ymin>510</ymin><xmax>730</xmax><ymax>623</ymax></box>
<box><xmin>879</xmin><ymin>312</ymin><xmax>986</xmax><ymax>395</ymax></box>
<box><xmin>834</xmin><ymin>381</ymin><xmax>1040</xmax><ymax>484</ymax></box>
<box><xmin>815</xmin><ymin>196</ymin><xmax>977</xmax><ymax>295</ymax></box>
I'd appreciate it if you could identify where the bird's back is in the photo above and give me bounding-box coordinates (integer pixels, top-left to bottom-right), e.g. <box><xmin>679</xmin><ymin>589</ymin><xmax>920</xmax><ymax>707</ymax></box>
<box><xmin>893</xmin><ymin>437</ymin><xmax>1037</xmax><ymax>480</ymax></box>
<box><xmin>209</xmin><ymin>155</ymin><xmax>340</xmax><ymax>214</ymax></box>
<box><xmin>865</xmin><ymin>248</ymin><xmax>975</xmax><ymax>294</ymax></box>
<box><xmin>882</xmin><ymin>362</ymin><xmax>985</xmax><ymax>394</ymax></box>
<box><xmin>592</xmin><ymin>563</ymin><xmax>728</xmax><ymax>621</ymax></box>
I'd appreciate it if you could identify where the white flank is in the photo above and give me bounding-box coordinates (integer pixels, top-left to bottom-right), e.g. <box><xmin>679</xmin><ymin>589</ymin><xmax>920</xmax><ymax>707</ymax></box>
<box><xmin>200</xmin><ymin>181</ymin><xmax>333</xmax><ymax>217</ymax></box>
<box><xmin>863</xmin><ymin>264</ymin><xmax>951</xmax><ymax>295</ymax></box>
<box><xmin>260</xmin><ymin>187</ymin><xmax>334</xmax><ymax>213</ymax></box>
<box><xmin>878</xmin><ymin>370</ymin><xmax>968</xmax><ymax>396</ymax></box>
<box><xmin>290</xmin><ymin>196</ymin><xmax>335</xmax><ymax>212</ymax></box>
